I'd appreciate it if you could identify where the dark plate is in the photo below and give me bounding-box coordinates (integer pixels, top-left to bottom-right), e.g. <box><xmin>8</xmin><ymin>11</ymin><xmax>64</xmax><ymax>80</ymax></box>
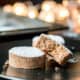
<box><xmin>0</xmin><ymin>52</ymin><xmax>80</xmax><ymax>80</ymax></box>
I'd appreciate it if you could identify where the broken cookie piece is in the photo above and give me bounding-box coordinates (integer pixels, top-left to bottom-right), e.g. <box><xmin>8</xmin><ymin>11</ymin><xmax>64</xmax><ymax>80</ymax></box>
<box><xmin>32</xmin><ymin>34</ymin><xmax>65</xmax><ymax>48</ymax></box>
<box><xmin>32</xmin><ymin>34</ymin><xmax>73</xmax><ymax>65</ymax></box>
<box><xmin>33</xmin><ymin>34</ymin><xmax>56</xmax><ymax>52</ymax></box>
<box><xmin>48</xmin><ymin>44</ymin><xmax>72</xmax><ymax>65</ymax></box>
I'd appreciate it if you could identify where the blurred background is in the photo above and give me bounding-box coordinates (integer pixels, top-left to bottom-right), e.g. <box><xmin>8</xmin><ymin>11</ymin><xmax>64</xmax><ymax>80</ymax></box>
<box><xmin>0</xmin><ymin>0</ymin><xmax>79</xmax><ymax>33</ymax></box>
<box><xmin>0</xmin><ymin>0</ymin><xmax>62</xmax><ymax>6</ymax></box>
<box><xmin>0</xmin><ymin>0</ymin><xmax>80</xmax><ymax>80</ymax></box>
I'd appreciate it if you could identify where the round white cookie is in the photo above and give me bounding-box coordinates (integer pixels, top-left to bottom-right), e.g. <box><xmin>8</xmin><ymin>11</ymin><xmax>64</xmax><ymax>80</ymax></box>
<box><xmin>9</xmin><ymin>46</ymin><xmax>45</xmax><ymax>69</ymax></box>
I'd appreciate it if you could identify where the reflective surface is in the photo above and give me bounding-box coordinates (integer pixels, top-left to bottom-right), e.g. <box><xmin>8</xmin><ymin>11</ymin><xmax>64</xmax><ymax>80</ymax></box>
<box><xmin>0</xmin><ymin>13</ymin><xmax>50</xmax><ymax>32</ymax></box>
<box><xmin>0</xmin><ymin>52</ymin><xmax>80</xmax><ymax>80</ymax></box>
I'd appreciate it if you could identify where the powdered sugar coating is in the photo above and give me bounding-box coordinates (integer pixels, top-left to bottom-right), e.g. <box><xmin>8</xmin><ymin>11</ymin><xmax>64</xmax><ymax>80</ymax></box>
<box><xmin>48</xmin><ymin>35</ymin><xmax>65</xmax><ymax>44</ymax></box>
<box><xmin>32</xmin><ymin>35</ymin><xmax>65</xmax><ymax>44</ymax></box>
<box><xmin>9</xmin><ymin>46</ymin><xmax>45</xmax><ymax>57</ymax></box>
<box><xmin>32</xmin><ymin>36</ymin><xmax>39</xmax><ymax>42</ymax></box>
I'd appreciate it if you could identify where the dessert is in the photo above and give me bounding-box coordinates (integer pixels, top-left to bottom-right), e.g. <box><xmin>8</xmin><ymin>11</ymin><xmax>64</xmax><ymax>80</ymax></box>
<box><xmin>32</xmin><ymin>34</ymin><xmax>65</xmax><ymax>48</ymax></box>
<box><xmin>9</xmin><ymin>46</ymin><xmax>45</xmax><ymax>69</ymax></box>
<box><xmin>33</xmin><ymin>34</ymin><xmax>56</xmax><ymax>52</ymax></box>
<box><xmin>49</xmin><ymin>44</ymin><xmax>72</xmax><ymax>64</ymax></box>
<box><xmin>32</xmin><ymin>34</ymin><xmax>72</xmax><ymax>65</ymax></box>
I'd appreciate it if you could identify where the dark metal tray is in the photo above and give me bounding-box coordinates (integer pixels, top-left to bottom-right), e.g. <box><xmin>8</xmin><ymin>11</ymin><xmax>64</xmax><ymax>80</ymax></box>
<box><xmin>0</xmin><ymin>13</ymin><xmax>68</xmax><ymax>36</ymax></box>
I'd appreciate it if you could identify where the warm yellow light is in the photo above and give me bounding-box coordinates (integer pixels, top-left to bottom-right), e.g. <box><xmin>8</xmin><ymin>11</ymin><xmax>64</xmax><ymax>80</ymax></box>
<box><xmin>41</xmin><ymin>1</ymin><xmax>56</xmax><ymax>11</ymax></box>
<box><xmin>62</xmin><ymin>0</ymin><xmax>69</xmax><ymax>7</ymax></box>
<box><xmin>38</xmin><ymin>11</ymin><xmax>46</xmax><ymax>21</ymax></box>
<box><xmin>60</xmin><ymin>9</ymin><xmax>69</xmax><ymax>18</ymax></box>
<box><xmin>70</xmin><ymin>76</ymin><xmax>80</xmax><ymax>80</ymax></box>
<box><xmin>77</xmin><ymin>15</ymin><xmax>80</xmax><ymax>25</ymax></box>
<box><xmin>39</xmin><ymin>11</ymin><xmax>55</xmax><ymax>23</ymax></box>
<box><xmin>77</xmin><ymin>0</ymin><xmax>80</xmax><ymax>3</ymax></box>
<box><xmin>44</xmin><ymin>12</ymin><xmax>55</xmax><ymax>23</ymax></box>
<box><xmin>57</xmin><ymin>7</ymin><xmax>69</xmax><ymax>20</ymax></box>
<box><xmin>71</xmin><ymin>9</ymin><xmax>79</xmax><ymax>20</ymax></box>
<box><xmin>3</xmin><ymin>4</ymin><xmax>13</xmax><ymax>13</ymax></box>
<box><xmin>73</xmin><ymin>14</ymin><xmax>80</xmax><ymax>33</ymax></box>
<box><xmin>27</xmin><ymin>7</ymin><xmax>38</xmax><ymax>19</ymax></box>
<box><xmin>13</xmin><ymin>2</ymin><xmax>28</xmax><ymax>16</ymax></box>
